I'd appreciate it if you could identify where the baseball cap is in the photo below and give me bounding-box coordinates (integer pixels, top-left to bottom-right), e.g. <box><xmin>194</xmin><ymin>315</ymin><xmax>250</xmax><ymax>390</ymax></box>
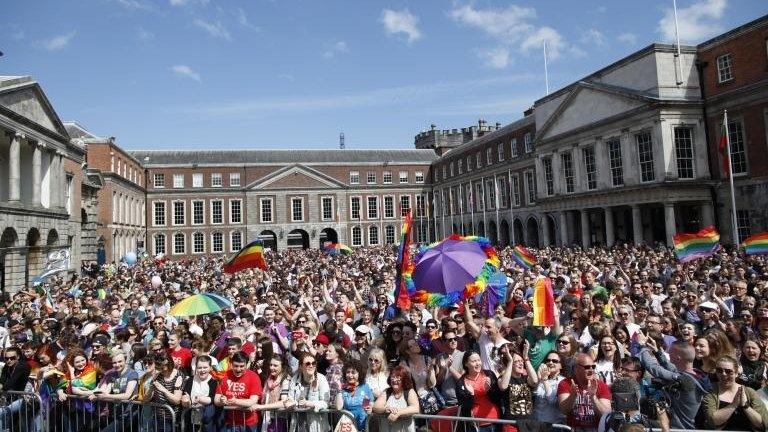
<box><xmin>355</xmin><ymin>325</ymin><xmax>371</xmax><ymax>335</ymax></box>
<box><xmin>314</xmin><ymin>334</ymin><xmax>330</xmax><ymax>346</ymax></box>
<box><xmin>699</xmin><ymin>301</ymin><xmax>719</xmax><ymax>311</ymax></box>
<box><xmin>92</xmin><ymin>335</ymin><xmax>110</xmax><ymax>347</ymax></box>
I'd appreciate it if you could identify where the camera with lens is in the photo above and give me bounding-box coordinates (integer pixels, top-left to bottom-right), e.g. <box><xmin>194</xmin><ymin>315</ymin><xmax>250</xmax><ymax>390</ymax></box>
<box><xmin>640</xmin><ymin>396</ymin><xmax>670</xmax><ymax>420</ymax></box>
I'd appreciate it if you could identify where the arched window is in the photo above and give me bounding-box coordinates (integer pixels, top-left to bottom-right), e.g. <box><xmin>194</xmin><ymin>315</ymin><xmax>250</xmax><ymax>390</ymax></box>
<box><xmin>173</xmin><ymin>232</ymin><xmax>185</xmax><ymax>255</ymax></box>
<box><xmin>192</xmin><ymin>232</ymin><xmax>205</xmax><ymax>254</ymax></box>
<box><xmin>368</xmin><ymin>226</ymin><xmax>379</xmax><ymax>246</ymax></box>
<box><xmin>351</xmin><ymin>226</ymin><xmax>362</xmax><ymax>247</ymax></box>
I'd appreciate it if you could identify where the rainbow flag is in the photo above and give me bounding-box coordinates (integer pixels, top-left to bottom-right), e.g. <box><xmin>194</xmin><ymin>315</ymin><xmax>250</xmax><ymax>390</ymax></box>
<box><xmin>511</xmin><ymin>245</ymin><xmax>537</xmax><ymax>269</ymax></box>
<box><xmin>66</xmin><ymin>363</ymin><xmax>98</xmax><ymax>391</ymax></box>
<box><xmin>532</xmin><ymin>277</ymin><xmax>555</xmax><ymax>326</ymax></box>
<box><xmin>223</xmin><ymin>239</ymin><xmax>267</xmax><ymax>273</ymax></box>
<box><xmin>743</xmin><ymin>232</ymin><xmax>768</xmax><ymax>255</ymax></box>
<box><xmin>674</xmin><ymin>225</ymin><xmax>722</xmax><ymax>263</ymax></box>
<box><xmin>394</xmin><ymin>211</ymin><xmax>414</xmax><ymax>310</ymax></box>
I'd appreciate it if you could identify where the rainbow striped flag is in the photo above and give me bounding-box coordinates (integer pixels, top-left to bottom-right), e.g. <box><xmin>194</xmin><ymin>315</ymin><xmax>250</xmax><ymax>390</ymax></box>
<box><xmin>743</xmin><ymin>232</ymin><xmax>768</xmax><ymax>255</ymax></box>
<box><xmin>223</xmin><ymin>239</ymin><xmax>267</xmax><ymax>273</ymax></box>
<box><xmin>532</xmin><ymin>277</ymin><xmax>555</xmax><ymax>326</ymax></box>
<box><xmin>394</xmin><ymin>211</ymin><xmax>413</xmax><ymax>310</ymax></box>
<box><xmin>511</xmin><ymin>245</ymin><xmax>537</xmax><ymax>269</ymax></box>
<box><xmin>674</xmin><ymin>225</ymin><xmax>722</xmax><ymax>263</ymax></box>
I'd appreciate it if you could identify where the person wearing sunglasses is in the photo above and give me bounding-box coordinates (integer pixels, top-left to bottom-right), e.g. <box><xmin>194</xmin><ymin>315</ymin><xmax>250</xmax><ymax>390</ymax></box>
<box><xmin>282</xmin><ymin>352</ymin><xmax>331</xmax><ymax>432</ymax></box>
<box><xmin>556</xmin><ymin>353</ymin><xmax>612</xmax><ymax>431</ymax></box>
<box><xmin>533</xmin><ymin>351</ymin><xmax>566</xmax><ymax>424</ymax></box>
<box><xmin>700</xmin><ymin>355</ymin><xmax>768</xmax><ymax>431</ymax></box>
<box><xmin>0</xmin><ymin>346</ymin><xmax>32</xmax><ymax>432</ymax></box>
<box><xmin>436</xmin><ymin>329</ymin><xmax>464</xmax><ymax>408</ymax></box>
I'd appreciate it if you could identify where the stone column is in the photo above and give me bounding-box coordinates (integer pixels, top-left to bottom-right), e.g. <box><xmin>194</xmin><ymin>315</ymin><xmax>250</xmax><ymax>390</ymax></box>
<box><xmin>701</xmin><ymin>201</ymin><xmax>715</xmax><ymax>228</ymax></box>
<box><xmin>632</xmin><ymin>205</ymin><xmax>643</xmax><ymax>245</ymax></box>
<box><xmin>605</xmin><ymin>207</ymin><xmax>615</xmax><ymax>247</ymax></box>
<box><xmin>581</xmin><ymin>209</ymin><xmax>591</xmax><ymax>248</ymax></box>
<box><xmin>32</xmin><ymin>142</ymin><xmax>42</xmax><ymax>207</ymax></box>
<box><xmin>664</xmin><ymin>203</ymin><xmax>676</xmax><ymax>247</ymax></box>
<box><xmin>542</xmin><ymin>214</ymin><xmax>551</xmax><ymax>246</ymax></box>
<box><xmin>8</xmin><ymin>132</ymin><xmax>22</xmax><ymax>202</ymax></box>
<box><xmin>559</xmin><ymin>211</ymin><xmax>569</xmax><ymax>246</ymax></box>
<box><xmin>48</xmin><ymin>151</ymin><xmax>59</xmax><ymax>208</ymax></box>
<box><xmin>56</xmin><ymin>152</ymin><xmax>66</xmax><ymax>210</ymax></box>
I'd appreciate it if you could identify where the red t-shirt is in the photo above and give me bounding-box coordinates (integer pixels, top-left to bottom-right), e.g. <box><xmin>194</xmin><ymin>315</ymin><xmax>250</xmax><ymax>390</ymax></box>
<box><xmin>241</xmin><ymin>341</ymin><xmax>255</xmax><ymax>356</ymax></box>
<box><xmin>465</xmin><ymin>372</ymin><xmax>500</xmax><ymax>423</ymax></box>
<box><xmin>169</xmin><ymin>347</ymin><xmax>193</xmax><ymax>369</ymax></box>
<box><xmin>216</xmin><ymin>369</ymin><xmax>263</xmax><ymax>426</ymax></box>
<box><xmin>556</xmin><ymin>379</ymin><xmax>611</xmax><ymax>429</ymax></box>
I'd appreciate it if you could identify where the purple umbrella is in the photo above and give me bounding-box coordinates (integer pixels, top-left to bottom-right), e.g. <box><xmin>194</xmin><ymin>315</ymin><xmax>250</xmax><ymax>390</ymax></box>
<box><xmin>412</xmin><ymin>238</ymin><xmax>489</xmax><ymax>295</ymax></box>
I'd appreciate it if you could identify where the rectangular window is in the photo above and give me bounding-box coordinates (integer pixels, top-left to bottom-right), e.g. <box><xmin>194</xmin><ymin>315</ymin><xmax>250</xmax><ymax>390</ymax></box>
<box><xmin>442</xmin><ymin>165</ymin><xmax>448</xmax><ymax>180</ymax></box>
<box><xmin>562</xmin><ymin>152</ymin><xmax>575</xmax><ymax>194</ymax></box>
<box><xmin>636</xmin><ymin>132</ymin><xmax>655</xmax><ymax>183</ymax></box>
<box><xmin>511</xmin><ymin>138</ymin><xmax>518</xmax><ymax>157</ymax></box>
<box><xmin>260</xmin><ymin>198</ymin><xmax>273</xmax><ymax>223</ymax></box>
<box><xmin>498</xmin><ymin>177</ymin><xmax>508</xmax><ymax>208</ymax></box>
<box><xmin>737</xmin><ymin>209</ymin><xmax>751</xmax><ymax>242</ymax></box>
<box><xmin>291</xmin><ymin>198</ymin><xmax>304</xmax><ymax>222</ymax></box>
<box><xmin>384</xmin><ymin>196</ymin><xmax>395</xmax><ymax>219</ymax></box>
<box><xmin>399</xmin><ymin>171</ymin><xmax>408</xmax><ymax>183</ymax></box>
<box><xmin>524</xmin><ymin>133</ymin><xmax>533</xmax><ymax>153</ymax></box>
<box><xmin>351</xmin><ymin>227</ymin><xmax>362</xmax><ymax>247</ymax></box>
<box><xmin>674</xmin><ymin>127</ymin><xmax>695</xmax><ymax>179</ymax></box>
<box><xmin>717</xmin><ymin>53</ymin><xmax>733</xmax><ymax>83</ymax></box>
<box><xmin>727</xmin><ymin>120</ymin><xmax>748</xmax><ymax>175</ymax></box>
<box><xmin>192</xmin><ymin>200</ymin><xmax>204</xmax><ymax>225</ymax></box>
<box><xmin>383</xmin><ymin>171</ymin><xmax>392</xmax><ymax>184</ymax></box>
<box><xmin>400</xmin><ymin>195</ymin><xmax>411</xmax><ymax>216</ymax></box>
<box><xmin>511</xmin><ymin>175</ymin><xmax>521</xmax><ymax>207</ymax></box>
<box><xmin>192</xmin><ymin>173</ymin><xmax>203</xmax><ymax>188</ymax></box>
<box><xmin>385</xmin><ymin>226</ymin><xmax>396</xmax><ymax>245</ymax></box>
<box><xmin>486</xmin><ymin>180</ymin><xmax>496</xmax><ymax>210</ymax></box>
<box><xmin>322</xmin><ymin>197</ymin><xmax>333</xmax><ymax>221</ymax></box>
<box><xmin>607</xmin><ymin>138</ymin><xmax>624</xmax><ymax>187</ymax></box>
<box><xmin>211</xmin><ymin>173</ymin><xmax>222</xmax><ymax>187</ymax></box>
<box><xmin>475</xmin><ymin>183</ymin><xmax>484</xmax><ymax>211</ymax></box>
<box><xmin>350</xmin><ymin>197</ymin><xmax>361</xmax><ymax>220</ymax></box>
<box><xmin>153</xmin><ymin>201</ymin><xmax>166</xmax><ymax>226</ymax></box>
<box><xmin>173</xmin><ymin>201</ymin><xmax>185</xmax><ymax>226</ymax></box>
<box><xmin>173</xmin><ymin>233</ymin><xmax>185</xmax><ymax>255</ymax></box>
<box><xmin>349</xmin><ymin>171</ymin><xmax>360</xmax><ymax>184</ymax></box>
<box><xmin>543</xmin><ymin>157</ymin><xmax>554</xmax><ymax>196</ymax></box>
<box><xmin>367</xmin><ymin>196</ymin><xmax>379</xmax><ymax>219</ymax></box>
<box><xmin>230</xmin><ymin>173</ymin><xmax>241</xmax><ymax>186</ymax></box>
<box><xmin>368</xmin><ymin>226</ymin><xmax>379</xmax><ymax>246</ymax></box>
<box><xmin>458</xmin><ymin>159</ymin><xmax>464</xmax><ymax>175</ymax></box>
<box><xmin>193</xmin><ymin>233</ymin><xmax>205</xmax><ymax>254</ymax></box>
<box><xmin>466</xmin><ymin>156</ymin><xmax>472</xmax><ymax>172</ymax></box>
<box><xmin>173</xmin><ymin>174</ymin><xmax>184</xmax><ymax>188</ymax></box>
<box><xmin>476</xmin><ymin>153</ymin><xmax>482</xmax><ymax>169</ymax></box>
<box><xmin>212</xmin><ymin>232</ymin><xmax>224</xmax><ymax>253</ymax></box>
<box><xmin>154</xmin><ymin>235</ymin><xmax>166</xmax><ymax>255</ymax></box>
<box><xmin>230</xmin><ymin>232</ymin><xmax>243</xmax><ymax>252</ymax></box>
<box><xmin>497</xmin><ymin>143</ymin><xmax>505</xmax><ymax>162</ymax></box>
<box><xmin>465</xmin><ymin>184</ymin><xmax>472</xmax><ymax>212</ymax></box>
<box><xmin>416</xmin><ymin>195</ymin><xmax>425</xmax><ymax>217</ymax></box>
<box><xmin>486</xmin><ymin>148</ymin><xmax>493</xmax><ymax>165</ymax></box>
<box><xmin>525</xmin><ymin>171</ymin><xmax>536</xmax><ymax>205</ymax></box>
<box><xmin>583</xmin><ymin>146</ymin><xmax>598</xmax><ymax>190</ymax></box>
<box><xmin>415</xmin><ymin>171</ymin><xmax>424</xmax><ymax>183</ymax></box>
<box><xmin>230</xmin><ymin>199</ymin><xmax>242</xmax><ymax>224</ymax></box>
<box><xmin>449</xmin><ymin>163</ymin><xmax>454</xmax><ymax>177</ymax></box>
<box><xmin>211</xmin><ymin>200</ymin><xmax>223</xmax><ymax>224</ymax></box>
<box><xmin>367</xmin><ymin>172</ymin><xmax>376</xmax><ymax>184</ymax></box>
<box><xmin>153</xmin><ymin>173</ymin><xmax>165</xmax><ymax>188</ymax></box>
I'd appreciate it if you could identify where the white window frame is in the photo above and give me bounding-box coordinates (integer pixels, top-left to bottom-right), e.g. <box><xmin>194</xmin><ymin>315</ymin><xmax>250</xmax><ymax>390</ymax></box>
<box><xmin>383</xmin><ymin>171</ymin><xmax>392</xmax><ymax>184</ymax></box>
<box><xmin>524</xmin><ymin>170</ymin><xmax>536</xmax><ymax>205</ymax></box>
<box><xmin>291</xmin><ymin>197</ymin><xmax>304</xmax><ymax>222</ymax></box>
<box><xmin>561</xmin><ymin>152</ymin><xmax>575</xmax><ymax>194</ymax></box>
<box><xmin>172</xmin><ymin>232</ymin><xmax>186</xmax><ymax>255</ymax></box>
<box><xmin>351</xmin><ymin>226</ymin><xmax>362</xmax><ymax>247</ymax></box>
<box><xmin>497</xmin><ymin>143</ymin><xmax>505</xmax><ymax>162</ymax></box>
<box><xmin>350</xmin><ymin>196</ymin><xmax>362</xmax><ymax>220</ymax></box>
<box><xmin>716</xmin><ymin>53</ymin><xmax>733</xmax><ymax>83</ymax></box>
<box><xmin>524</xmin><ymin>133</ymin><xmax>533</xmax><ymax>153</ymax></box>
<box><xmin>725</xmin><ymin>119</ymin><xmax>748</xmax><ymax>176</ymax></box>
<box><xmin>583</xmin><ymin>146</ymin><xmax>598</xmax><ymax>190</ymax></box>
<box><xmin>230</xmin><ymin>172</ymin><xmax>241</xmax><ymax>187</ymax></box>
<box><xmin>607</xmin><ymin>137</ymin><xmax>624</xmax><ymax>187</ymax></box>
<box><xmin>153</xmin><ymin>173</ymin><xmax>165</xmax><ymax>188</ymax></box>
<box><xmin>172</xmin><ymin>200</ymin><xmax>185</xmax><ymax>226</ymax></box>
<box><xmin>636</xmin><ymin>131</ymin><xmax>655</xmax><ymax>183</ymax></box>
<box><xmin>385</xmin><ymin>225</ymin><xmax>396</xmax><ymax>245</ymax></box>
<box><xmin>366</xmin><ymin>171</ymin><xmax>376</xmax><ymax>184</ymax></box>
<box><xmin>154</xmin><ymin>234</ymin><xmax>166</xmax><ymax>255</ymax></box>
<box><xmin>367</xmin><ymin>196</ymin><xmax>379</xmax><ymax>220</ymax></box>
<box><xmin>511</xmin><ymin>138</ymin><xmax>518</xmax><ymax>157</ymax></box>
<box><xmin>486</xmin><ymin>147</ymin><xmax>493</xmax><ymax>166</ymax></box>
<box><xmin>399</xmin><ymin>171</ymin><xmax>408</xmax><ymax>184</ymax></box>
<box><xmin>260</xmin><ymin>197</ymin><xmax>273</xmax><ymax>223</ymax></box>
<box><xmin>229</xmin><ymin>199</ymin><xmax>243</xmax><ymax>224</ymax></box>
<box><xmin>211</xmin><ymin>173</ymin><xmax>222</xmax><ymax>187</ymax></box>
<box><xmin>476</xmin><ymin>152</ymin><xmax>482</xmax><ymax>169</ymax></box>
<box><xmin>173</xmin><ymin>174</ymin><xmax>184</xmax><ymax>189</ymax></box>
<box><xmin>211</xmin><ymin>232</ymin><xmax>224</xmax><ymax>253</ymax></box>
<box><xmin>400</xmin><ymin>195</ymin><xmax>411</xmax><ymax>216</ymax></box>
<box><xmin>192</xmin><ymin>232</ymin><xmax>205</xmax><ymax>254</ymax></box>
<box><xmin>211</xmin><ymin>199</ymin><xmax>224</xmax><ymax>225</ymax></box>
<box><xmin>192</xmin><ymin>200</ymin><xmax>205</xmax><ymax>225</ymax></box>
<box><xmin>543</xmin><ymin>157</ymin><xmax>554</xmax><ymax>196</ymax></box>
<box><xmin>383</xmin><ymin>195</ymin><xmax>395</xmax><ymax>219</ymax></box>
<box><xmin>466</xmin><ymin>156</ymin><xmax>472</xmax><ymax>172</ymax></box>
<box><xmin>153</xmin><ymin>201</ymin><xmax>166</xmax><ymax>226</ymax></box>
<box><xmin>511</xmin><ymin>174</ymin><xmax>521</xmax><ymax>207</ymax></box>
<box><xmin>368</xmin><ymin>225</ymin><xmax>379</xmax><ymax>246</ymax></box>
<box><xmin>192</xmin><ymin>173</ymin><xmax>203</xmax><ymax>188</ymax></box>
<box><xmin>230</xmin><ymin>231</ymin><xmax>243</xmax><ymax>252</ymax></box>
<box><xmin>415</xmin><ymin>171</ymin><xmax>424</xmax><ymax>183</ymax></box>
<box><xmin>458</xmin><ymin>159</ymin><xmax>463</xmax><ymax>175</ymax></box>
<box><xmin>349</xmin><ymin>171</ymin><xmax>360</xmax><ymax>185</ymax></box>
<box><xmin>321</xmin><ymin>196</ymin><xmax>334</xmax><ymax>221</ymax></box>
<box><xmin>674</xmin><ymin>127</ymin><xmax>695</xmax><ymax>180</ymax></box>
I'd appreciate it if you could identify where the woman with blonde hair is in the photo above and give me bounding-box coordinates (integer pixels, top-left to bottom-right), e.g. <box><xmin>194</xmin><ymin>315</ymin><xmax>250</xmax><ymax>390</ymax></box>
<box><xmin>365</xmin><ymin>348</ymin><xmax>389</xmax><ymax>399</ymax></box>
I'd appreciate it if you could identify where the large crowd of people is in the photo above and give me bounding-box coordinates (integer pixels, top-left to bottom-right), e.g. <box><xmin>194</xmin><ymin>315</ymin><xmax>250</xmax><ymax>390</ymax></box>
<box><xmin>1</xmin><ymin>242</ymin><xmax>768</xmax><ymax>432</ymax></box>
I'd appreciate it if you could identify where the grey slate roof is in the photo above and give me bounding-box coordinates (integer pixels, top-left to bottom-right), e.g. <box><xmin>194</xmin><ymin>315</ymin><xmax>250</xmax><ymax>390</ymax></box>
<box><xmin>130</xmin><ymin>149</ymin><xmax>438</xmax><ymax>166</ymax></box>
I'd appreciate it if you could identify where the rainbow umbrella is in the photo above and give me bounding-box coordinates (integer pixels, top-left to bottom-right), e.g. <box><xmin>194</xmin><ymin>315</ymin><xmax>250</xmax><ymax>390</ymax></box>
<box><xmin>169</xmin><ymin>293</ymin><xmax>233</xmax><ymax>316</ymax></box>
<box><xmin>324</xmin><ymin>243</ymin><xmax>354</xmax><ymax>256</ymax></box>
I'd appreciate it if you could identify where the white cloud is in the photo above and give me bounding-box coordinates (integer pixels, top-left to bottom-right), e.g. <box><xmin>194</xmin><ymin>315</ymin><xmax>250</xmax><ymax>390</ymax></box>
<box><xmin>580</xmin><ymin>28</ymin><xmax>606</xmax><ymax>46</ymax></box>
<box><xmin>277</xmin><ymin>73</ymin><xmax>295</xmax><ymax>82</ymax></box>
<box><xmin>449</xmin><ymin>4</ymin><xmax>568</xmax><ymax>66</ymax></box>
<box><xmin>137</xmin><ymin>27</ymin><xmax>154</xmax><ymax>41</ymax></box>
<box><xmin>171</xmin><ymin>65</ymin><xmax>201</xmax><ymax>82</ymax></box>
<box><xmin>40</xmin><ymin>32</ymin><xmax>76</xmax><ymax>51</ymax></box>
<box><xmin>657</xmin><ymin>0</ymin><xmax>726</xmax><ymax>43</ymax></box>
<box><xmin>479</xmin><ymin>47</ymin><xmax>510</xmax><ymax>69</ymax></box>
<box><xmin>323</xmin><ymin>41</ymin><xmax>349</xmax><ymax>59</ymax></box>
<box><xmin>193</xmin><ymin>19</ymin><xmax>231</xmax><ymax>41</ymax></box>
<box><xmin>381</xmin><ymin>9</ymin><xmax>422</xmax><ymax>43</ymax></box>
<box><xmin>114</xmin><ymin>0</ymin><xmax>152</xmax><ymax>10</ymax></box>
<box><xmin>617</xmin><ymin>32</ymin><xmax>638</xmax><ymax>45</ymax></box>
<box><xmin>236</xmin><ymin>8</ymin><xmax>260</xmax><ymax>30</ymax></box>
<box><xmin>169</xmin><ymin>0</ymin><xmax>207</xmax><ymax>6</ymax></box>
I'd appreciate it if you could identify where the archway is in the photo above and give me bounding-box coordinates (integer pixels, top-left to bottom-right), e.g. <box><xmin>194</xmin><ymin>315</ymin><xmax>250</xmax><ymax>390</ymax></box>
<box><xmin>526</xmin><ymin>217</ymin><xmax>540</xmax><ymax>248</ymax></box>
<box><xmin>47</xmin><ymin>229</ymin><xmax>59</xmax><ymax>247</ymax></box>
<box><xmin>500</xmin><ymin>220</ymin><xmax>510</xmax><ymax>246</ymax></box>
<box><xmin>319</xmin><ymin>228</ymin><xmax>338</xmax><ymax>248</ymax></box>
<box><xmin>287</xmin><ymin>229</ymin><xmax>309</xmax><ymax>250</ymax></box>
<box><xmin>513</xmin><ymin>219</ymin><xmax>525</xmax><ymax>246</ymax></box>
<box><xmin>477</xmin><ymin>221</ymin><xmax>485</xmax><ymax>237</ymax></box>
<box><xmin>488</xmin><ymin>221</ymin><xmax>498</xmax><ymax>245</ymax></box>
<box><xmin>258</xmin><ymin>230</ymin><xmax>278</xmax><ymax>252</ymax></box>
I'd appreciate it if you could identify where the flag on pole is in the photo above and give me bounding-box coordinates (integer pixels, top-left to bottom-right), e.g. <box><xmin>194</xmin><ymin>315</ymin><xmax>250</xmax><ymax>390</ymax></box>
<box><xmin>512</xmin><ymin>245</ymin><xmax>537</xmax><ymax>269</ymax></box>
<box><xmin>468</xmin><ymin>186</ymin><xmax>474</xmax><ymax>212</ymax></box>
<box><xmin>394</xmin><ymin>211</ymin><xmax>414</xmax><ymax>310</ymax></box>
<box><xmin>720</xmin><ymin>117</ymin><xmax>731</xmax><ymax>178</ymax></box>
<box><xmin>532</xmin><ymin>277</ymin><xmax>555</xmax><ymax>326</ymax></box>
<box><xmin>223</xmin><ymin>239</ymin><xmax>267</xmax><ymax>273</ymax></box>
<box><xmin>494</xmin><ymin>178</ymin><xmax>500</xmax><ymax>209</ymax></box>
<box><xmin>743</xmin><ymin>232</ymin><xmax>768</xmax><ymax>255</ymax></box>
<box><xmin>673</xmin><ymin>225</ymin><xmax>722</xmax><ymax>263</ymax></box>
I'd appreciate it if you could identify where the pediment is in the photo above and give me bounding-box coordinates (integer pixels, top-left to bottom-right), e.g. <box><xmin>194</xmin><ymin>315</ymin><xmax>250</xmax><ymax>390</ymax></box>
<box><xmin>538</xmin><ymin>83</ymin><xmax>650</xmax><ymax>141</ymax></box>
<box><xmin>250</xmin><ymin>164</ymin><xmax>346</xmax><ymax>190</ymax></box>
<box><xmin>0</xmin><ymin>82</ymin><xmax>69</xmax><ymax>137</ymax></box>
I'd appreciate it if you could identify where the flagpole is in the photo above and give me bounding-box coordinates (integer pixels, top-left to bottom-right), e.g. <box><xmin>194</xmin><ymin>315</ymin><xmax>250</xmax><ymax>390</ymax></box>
<box><xmin>724</xmin><ymin>110</ymin><xmax>739</xmax><ymax>247</ymax></box>
<box><xmin>446</xmin><ymin>189</ymin><xmax>452</xmax><ymax>237</ymax></box>
<box><xmin>459</xmin><ymin>184</ymin><xmax>465</xmax><ymax>235</ymax></box>
<box><xmin>508</xmin><ymin>169</ymin><xmax>516</xmax><ymax>245</ymax></box>
<box><xmin>543</xmin><ymin>41</ymin><xmax>550</xmax><ymax>95</ymax></box>
<box><xmin>672</xmin><ymin>0</ymin><xmax>684</xmax><ymax>86</ymax></box>
<box><xmin>469</xmin><ymin>182</ymin><xmax>476</xmax><ymax>235</ymax></box>
<box><xmin>494</xmin><ymin>174</ymin><xmax>501</xmax><ymax>244</ymax></box>
<box><xmin>481</xmin><ymin>177</ymin><xmax>488</xmax><ymax>237</ymax></box>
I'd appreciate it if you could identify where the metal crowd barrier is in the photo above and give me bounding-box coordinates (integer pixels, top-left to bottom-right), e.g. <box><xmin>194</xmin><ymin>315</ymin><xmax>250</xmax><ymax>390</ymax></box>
<box><xmin>0</xmin><ymin>390</ymin><xmax>44</xmax><ymax>432</ymax></box>
<box><xmin>41</xmin><ymin>393</ymin><xmax>176</xmax><ymax>432</ymax></box>
<box><xmin>366</xmin><ymin>412</ymin><xmax>573</xmax><ymax>432</ymax></box>
<box><xmin>178</xmin><ymin>406</ymin><xmax>357</xmax><ymax>432</ymax></box>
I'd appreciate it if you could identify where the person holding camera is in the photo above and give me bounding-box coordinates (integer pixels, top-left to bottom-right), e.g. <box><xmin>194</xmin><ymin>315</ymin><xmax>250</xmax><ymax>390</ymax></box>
<box><xmin>596</xmin><ymin>377</ymin><xmax>670</xmax><ymax>432</ymax></box>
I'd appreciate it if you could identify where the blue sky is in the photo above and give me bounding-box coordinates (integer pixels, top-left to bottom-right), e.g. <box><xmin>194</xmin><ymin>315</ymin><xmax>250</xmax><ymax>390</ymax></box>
<box><xmin>2</xmin><ymin>0</ymin><xmax>765</xmax><ymax>150</ymax></box>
